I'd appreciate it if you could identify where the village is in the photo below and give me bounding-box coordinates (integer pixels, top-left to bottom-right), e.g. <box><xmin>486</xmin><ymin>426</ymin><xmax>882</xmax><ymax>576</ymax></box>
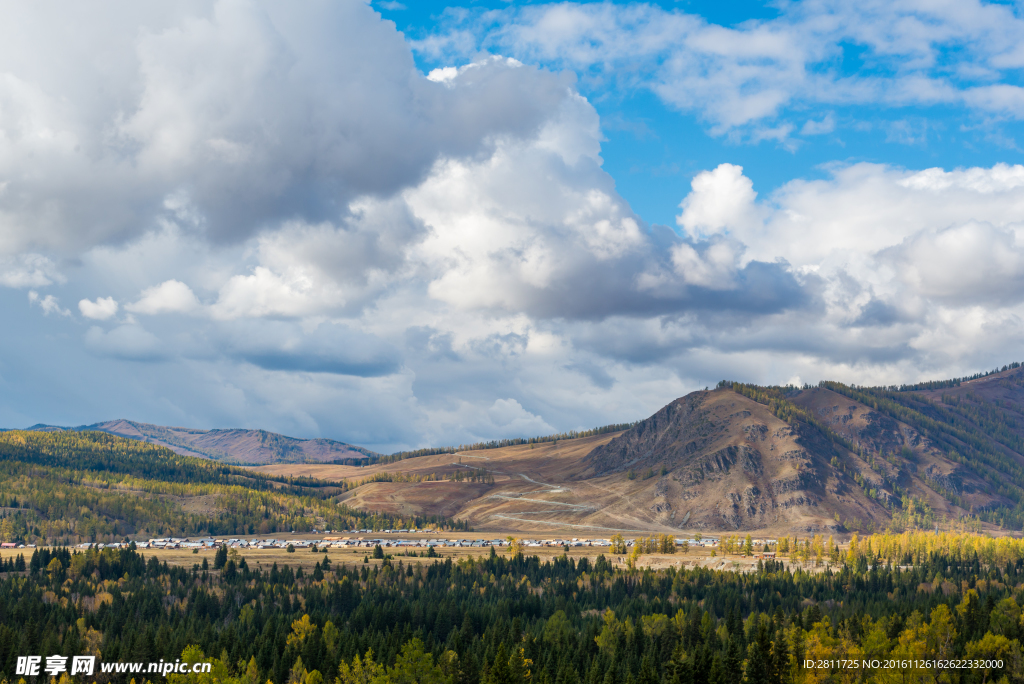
<box><xmin>72</xmin><ymin>532</ymin><xmax>780</xmax><ymax>553</ymax></box>
<box><xmin>0</xmin><ymin>531</ymin><xmax>797</xmax><ymax>553</ymax></box>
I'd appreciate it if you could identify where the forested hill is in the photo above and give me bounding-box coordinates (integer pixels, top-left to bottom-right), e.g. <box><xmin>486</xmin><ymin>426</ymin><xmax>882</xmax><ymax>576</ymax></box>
<box><xmin>711</xmin><ymin>363</ymin><xmax>1024</xmax><ymax>531</ymax></box>
<box><xmin>812</xmin><ymin>366</ymin><xmax>1024</xmax><ymax>528</ymax></box>
<box><xmin>565</xmin><ymin>363</ymin><xmax>1024</xmax><ymax>534</ymax></box>
<box><xmin>0</xmin><ymin>431</ymin><xmax>461</xmax><ymax>545</ymax></box>
<box><xmin>0</xmin><ymin>430</ymin><xmax>278</xmax><ymax>488</ymax></box>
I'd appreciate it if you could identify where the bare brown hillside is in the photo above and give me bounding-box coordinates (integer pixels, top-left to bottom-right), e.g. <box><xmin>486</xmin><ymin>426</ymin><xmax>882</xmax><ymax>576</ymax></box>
<box><xmin>581</xmin><ymin>390</ymin><xmax>887</xmax><ymax>532</ymax></box>
<box><xmin>255</xmin><ymin>389</ymin><xmax>901</xmax><ymax>535</ymax></box>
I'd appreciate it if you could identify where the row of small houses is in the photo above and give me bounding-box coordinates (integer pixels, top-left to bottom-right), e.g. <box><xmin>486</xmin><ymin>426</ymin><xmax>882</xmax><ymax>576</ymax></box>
<box><xmin>66</xmin><ymin>536</ymin><xmax>780</xmax><ymax>551</ymax></box>
<box><xmin>6</xmin><ymin>535</ymin><xmax>788</xmax><ymax>553</ymax></box>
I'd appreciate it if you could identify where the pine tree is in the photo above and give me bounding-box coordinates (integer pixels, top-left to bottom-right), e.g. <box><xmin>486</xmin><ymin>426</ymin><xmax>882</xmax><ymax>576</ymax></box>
<box><xmin>214</xmin><ymin>544</ymin><xmax>228</xmax><ymax>570</ymax></box>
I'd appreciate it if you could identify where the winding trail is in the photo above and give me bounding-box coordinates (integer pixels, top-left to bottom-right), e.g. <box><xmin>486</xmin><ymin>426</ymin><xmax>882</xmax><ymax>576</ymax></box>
<box><xmin>486</xmin><ymin>494</ymin><xmax>593</xmax><ymax>510</ymax></box>
<box><xmin>483</xmin><ymin>473</ymin><xmax>603</xmax><ymax>527</ymax></box>
<box><xmin>449</xmin><ymin>459</ymin><xmax>638</xmax><ymax>531</ymax></box>
<box><xmin>516</xmin><ymin>473</ymin><xmax>568</xmax><ymax>494</ymax></box>
<box><xmin>489</xmin><ymin>514</ymin><xmax>647</xmax><ymax>533</ymax></box>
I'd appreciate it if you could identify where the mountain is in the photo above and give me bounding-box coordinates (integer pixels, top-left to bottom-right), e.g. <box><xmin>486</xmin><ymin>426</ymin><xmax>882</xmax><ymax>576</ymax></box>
<box><xmin>254</xmin><ymin>366</ymin><xmax>1024</xmax><ymax>534</ymax></box>
<box><xmin>577</xmin><ymin>367</ymin><xmax>1024</xmax><ymax>532</ymax></box>
<box><xmin>580</xmin><ymin>390</ymin><xmax>875</xmax><ymax>532</ymax></box>
<box><xmin>12</xmin><ymin>363</ymin><xmax>1024</xmax><ymax>535</ymax></box>
<box><xmin>23</xmin><ymin>419</ymin><xmax>378</xmax><ymax>465</ymax></box>
<box><xmin>90</xmin><ymin>420</ymin><xmax>380</xmax><ymax>465</ymax></box>
<box><xmin>255</xmin><ymin>390</ymin><xmax>869</xmax><ymax>534</ymax></box>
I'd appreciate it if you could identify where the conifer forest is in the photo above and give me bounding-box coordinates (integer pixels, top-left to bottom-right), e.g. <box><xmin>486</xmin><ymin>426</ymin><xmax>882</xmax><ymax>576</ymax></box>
<box><xmin>1</xmin><ymin>532</ymin><xmax>1023</xmax><ymax>684</ymax></box>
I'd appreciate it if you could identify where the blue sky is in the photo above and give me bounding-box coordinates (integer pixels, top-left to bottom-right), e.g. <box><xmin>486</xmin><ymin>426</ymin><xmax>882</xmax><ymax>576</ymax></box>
<box><xmin>2</xmin><ymin>0</ymin><xmax>1024</xmax><ymax>450</ymax></box>
<box><xmin>377</xmin><ymin>0</ymin><xmax>1024</xmax><ymax>226</ymax></box>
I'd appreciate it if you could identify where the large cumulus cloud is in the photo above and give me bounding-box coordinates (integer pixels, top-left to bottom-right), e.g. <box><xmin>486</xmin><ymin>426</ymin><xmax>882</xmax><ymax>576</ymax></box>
<box><xmin>0</xmin><ymin>0</ymin><xmax>572</xmax><ymax>253</ymax></box>
<box><xmin>665</xmin><ymin>161</ymin><xmax>1024</xmax><ymax>374</ymax></box>
<box><xmin>2</xmin><ymin>0</ymin><xmax>1024</xmax><ymax>451</ymax></box>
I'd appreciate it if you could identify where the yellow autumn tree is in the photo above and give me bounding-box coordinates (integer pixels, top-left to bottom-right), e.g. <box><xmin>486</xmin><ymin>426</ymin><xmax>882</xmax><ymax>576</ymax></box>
<box><xmin>336</xmin><ymin>650</ymin><xmax>387</xmax><ymax>684</ymax></box>
<box><xmin>287</xmin><ymin>615</ymin><xmax>319</xmax><ymax>648</ymax></box>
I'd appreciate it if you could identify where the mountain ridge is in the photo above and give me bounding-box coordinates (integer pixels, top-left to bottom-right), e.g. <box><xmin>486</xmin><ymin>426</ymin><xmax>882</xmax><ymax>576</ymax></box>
<box><xmin>17</xmin><ymin>419</ymin><xmax>379</xmax><ymax>466</ymax></box>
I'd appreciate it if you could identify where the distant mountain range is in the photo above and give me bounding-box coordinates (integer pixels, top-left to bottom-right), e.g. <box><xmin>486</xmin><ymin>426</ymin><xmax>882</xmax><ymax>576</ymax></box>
<box><xmin>19</xmin><ymin>419</ymin><xmax>378</xmax><ymax>465</ymax></box>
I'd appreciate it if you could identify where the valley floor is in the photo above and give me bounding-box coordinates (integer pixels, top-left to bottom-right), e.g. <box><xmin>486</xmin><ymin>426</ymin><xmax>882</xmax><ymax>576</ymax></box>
<box><xmin>0</xmin><ymin>542</ymin><xmax>831</xmax><ymax>575</ymax></box>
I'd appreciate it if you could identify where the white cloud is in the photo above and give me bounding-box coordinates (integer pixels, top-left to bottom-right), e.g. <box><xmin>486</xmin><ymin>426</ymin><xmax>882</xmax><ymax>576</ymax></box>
<box><xmin>898</xmin><ymin>164</ymin><xmax>1024</xmax><ymax>194</ymax></box>
<box><xmin>221</xmin><ymin>320</ymin><xmax>401</xmax><ymax>377</ymax></box>
<box><xmin>801</xmin><ymin>113</ymin><xmax>836</xmax><ymax>136</ymax></box>
<box><xmin>78</xmin><ymin>296</ymin><xmax>119</xmax><ymax>320</ymax></box>
<box><xmin>0</xmin><ymin>254</ymin><xmax>62</xmax><ymax>288</ymax></box>
<box><xmin>755</xmin><ymin>162</ymin><xmax>1024</xmax><ymax>271</ymax></box>
<box><xmin>663</xmin><ymin>161</ymin><xmax>1024</xmax><ymax>377</ymax></box>
<box><xmin>677</xmin><ymin>163</ymin><xmax>761</xmax><ymax>240</ymax></box>
<box><xmin>425</xmin><ymin>1</ymin><xmax>1024</xmax><ymax>136</ymax></box>
<box><xmin>884</xmin><ymin>222</ymin><xmax>1024</xmax><ymax>305</ymax></box>
<box><xmin>418</xmin><ymin>397</ymin><xmax>556</xmax><ymax>446</ymax></box>
<box><xmin>670</xmin><ymin>239</ymin><xmax>743</xmax><ymax>290</ymax></box>
<box><xmin>0</xmin><ymin>1</ymin><xmax>574</xmax><ymax>255</ymax></box>
<box><xmin>212</xmin><ymin>266</ymin><xmax>337</xmax><ymax>320</ymax></box>
<box><xmin>208</xmin><ymin>198</ymin><xmax>426</xmax><ymax>320</ymax></box>
<box><xmin>29</xmin><ymin>291</ymin><xmax>70</xmax><ymax>317</ymax></box>
<box><xmin>427</xmin><ymin>66</ymin><xmax>458</xmax><ymax>84</ymax></box>
<box><xmin>126</xmin><ymin>280</ymin><xmax>200</xmax><ymax>315</ymax></box>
